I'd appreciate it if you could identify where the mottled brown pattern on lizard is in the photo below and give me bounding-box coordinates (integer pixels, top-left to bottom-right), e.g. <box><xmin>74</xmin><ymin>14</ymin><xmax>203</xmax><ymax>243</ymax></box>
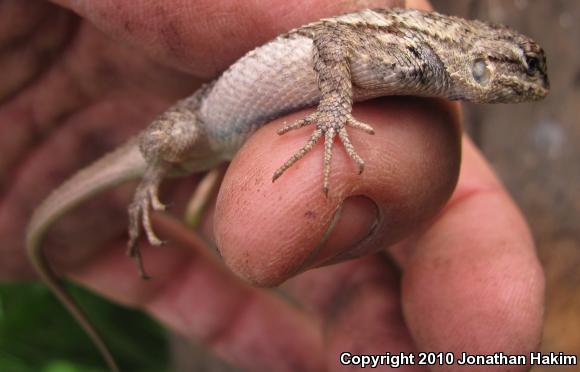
<box><xmin>26</xmin><ymin>7</ymin><xmax>548</xmax><ymax>372</ymax></box>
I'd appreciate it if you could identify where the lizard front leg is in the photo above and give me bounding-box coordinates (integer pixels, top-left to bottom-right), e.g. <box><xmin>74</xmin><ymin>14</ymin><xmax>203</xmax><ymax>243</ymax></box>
<box><xmin>273</xmin><ymin>25</ymin><xmax>375</xmax><ymax>194</ymax></box>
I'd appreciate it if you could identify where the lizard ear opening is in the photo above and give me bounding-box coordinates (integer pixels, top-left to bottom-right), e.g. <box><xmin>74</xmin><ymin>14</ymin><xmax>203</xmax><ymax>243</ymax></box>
<box><xmin>472</xmin><ymin>58</ymin><xmax>491</xmax><ymax>86</ymax></box>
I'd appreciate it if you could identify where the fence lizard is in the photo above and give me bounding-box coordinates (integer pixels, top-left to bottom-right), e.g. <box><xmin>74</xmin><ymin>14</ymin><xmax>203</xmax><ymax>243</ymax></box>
<box><xmin>25</xmin><ymin>7</ymin><xmax>548</xmax><ymax>371</ymax></box>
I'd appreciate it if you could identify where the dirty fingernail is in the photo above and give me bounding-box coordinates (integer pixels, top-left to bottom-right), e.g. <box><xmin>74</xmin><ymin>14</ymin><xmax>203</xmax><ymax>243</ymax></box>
<box><xmin>301</xmin><ymin>196</ymin><xmax>379</xmax><ymax>270</ymax></box>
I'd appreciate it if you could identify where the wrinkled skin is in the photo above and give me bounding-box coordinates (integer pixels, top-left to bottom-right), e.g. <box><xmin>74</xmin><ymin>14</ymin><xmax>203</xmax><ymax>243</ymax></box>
<box><xmin>0</xmin><ymin>0</ymin><xmax>544</xmax><ymax>370</ymax></box>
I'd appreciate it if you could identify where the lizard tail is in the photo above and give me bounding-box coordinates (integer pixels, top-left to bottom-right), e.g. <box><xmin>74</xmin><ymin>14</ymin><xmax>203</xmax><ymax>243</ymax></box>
<box><xmin>26</xmin><ymin>137</ymin><xmax>147</xmax><ymax>372</ymax></box>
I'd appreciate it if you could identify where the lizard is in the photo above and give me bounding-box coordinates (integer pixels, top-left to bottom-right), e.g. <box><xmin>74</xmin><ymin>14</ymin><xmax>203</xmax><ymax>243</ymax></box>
<box><xmin>25</xmin><ymin>7</ymin><xmax>549</xmax><ymax>372</ymax></box>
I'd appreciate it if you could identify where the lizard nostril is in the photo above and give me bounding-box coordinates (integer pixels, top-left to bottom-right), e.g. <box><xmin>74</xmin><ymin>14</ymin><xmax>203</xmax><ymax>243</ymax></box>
<box><xmin>25</xmin><ymin>6</ymin><xmax>548</xmax><ymax>371</ymax></box>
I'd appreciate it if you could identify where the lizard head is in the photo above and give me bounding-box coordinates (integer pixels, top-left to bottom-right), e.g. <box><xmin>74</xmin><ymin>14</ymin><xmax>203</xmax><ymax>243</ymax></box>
<box><xmin>453</xmin><ymin>24</ymin><xmax>549</xmax><ymax>103</ymax></box>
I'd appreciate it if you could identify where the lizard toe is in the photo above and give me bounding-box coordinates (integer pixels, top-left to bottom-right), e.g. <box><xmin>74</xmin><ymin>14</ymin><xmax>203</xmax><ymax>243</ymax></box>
<box><xmin>277</xmin><ymin>112</ymin><xmax>316</xmax><ymax>135</ymax></box>
<box><xmin>347</xmin><ymin>115</ymin><xmax>375</xmax><ymax>134</ymax></box>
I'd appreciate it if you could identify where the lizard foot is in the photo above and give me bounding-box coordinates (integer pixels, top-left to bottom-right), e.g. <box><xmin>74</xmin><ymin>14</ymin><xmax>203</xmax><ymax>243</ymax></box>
<box><xmin>273</xmin><ymin>111</ymin><xmax>375</xmax><ymax>194</ymax></box>
<box><xmin>127</xmin><ymin>169</ymin><xmax>167</xmax><ymax>279</ymax></box>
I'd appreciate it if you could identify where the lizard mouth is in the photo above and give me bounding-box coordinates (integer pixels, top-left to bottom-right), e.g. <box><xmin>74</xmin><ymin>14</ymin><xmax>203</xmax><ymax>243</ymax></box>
<box><xmin>530</xmin><ymin>80</ymin><xmax>549</xmax><ymax>100</ymax></box>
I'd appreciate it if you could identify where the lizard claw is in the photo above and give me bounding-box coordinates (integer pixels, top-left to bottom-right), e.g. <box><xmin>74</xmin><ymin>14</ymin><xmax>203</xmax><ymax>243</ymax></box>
<box><xmin>127</xmin><ymin>168</ymin><xmax>168</xmax><ymax>278</ymax></box>
<box><xmin>273</xmin><ymin>110</ymin><xmax>373</xmax><ymax>193</ymax></box>
<box><xmin>149</xmin><ymin>188</ymin><xmax>166</xmax><ymax>211</ymax></box>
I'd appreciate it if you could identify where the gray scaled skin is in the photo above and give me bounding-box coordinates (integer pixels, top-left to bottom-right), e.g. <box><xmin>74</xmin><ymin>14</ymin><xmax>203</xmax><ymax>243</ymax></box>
<box><xmin>25</xmin><ymin>8</ymin><xmax>549</xmax><ymax>372</ymax></box>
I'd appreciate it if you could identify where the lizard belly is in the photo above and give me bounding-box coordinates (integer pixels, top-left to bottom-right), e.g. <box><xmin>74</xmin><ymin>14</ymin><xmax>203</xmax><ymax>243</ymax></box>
<box><xmin>199</xmin><ymin>35</ymin><xmax>320</xmax><ymax>159</ymax></box>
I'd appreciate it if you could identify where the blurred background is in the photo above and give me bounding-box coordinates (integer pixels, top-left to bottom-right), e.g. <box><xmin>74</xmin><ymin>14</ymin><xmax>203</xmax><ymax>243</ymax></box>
<box><xmin>0</xmin><ymin>0</ymin><xmax>578</xmax><ymax>371</ymax></box>
<box><xmin>432</xmin><ymin>0</ymin><xmax>580</xmax><ymax>369</ymax></box>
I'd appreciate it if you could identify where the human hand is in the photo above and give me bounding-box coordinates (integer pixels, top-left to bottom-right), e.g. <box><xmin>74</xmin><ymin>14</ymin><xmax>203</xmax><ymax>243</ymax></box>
<box><xmin>0</xmin><ymin>0</ymin><xmax>544</xmax><ymax>370</ymax></box>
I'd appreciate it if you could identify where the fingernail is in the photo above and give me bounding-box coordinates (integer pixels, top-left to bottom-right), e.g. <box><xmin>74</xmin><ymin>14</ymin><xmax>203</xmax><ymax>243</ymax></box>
<box><xmin>299</xmin><ymin>196</ymin><xmax>379</xmax><ymax>270</ymax></box>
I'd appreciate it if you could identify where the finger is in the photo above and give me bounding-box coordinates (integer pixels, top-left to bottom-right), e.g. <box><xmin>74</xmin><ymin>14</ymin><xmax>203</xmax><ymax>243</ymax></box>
<box><xmin>397</xmin><ymin>138</ymin><xmax>544</xmax><ymax>367</ymax></box>
<box><xmin>0</xmin><ymin>99</ymin><xmax>168</xmax><ymax>279</ymax></box>
<box><xmin>71</xmin><ymin>213</ymin><xmax>325</xmax><ymax>372</ymax></box>
<box><xmin>50</xmin><ymin>0</ymin><xmax>404</xmax><ymax>77</ymax></box>
<box><xmin>282</xmin><ymin>257</ymin><xmax>423</xmax><ymax>370</ymax></box>
<box><xmin>215</xmin><ymin>96</ymin><xmax>462</xmax><ymax>286</ymax></box>
<box><xmin>0</xmin><ymin>1</ymin><xmax>70</xmax><ymax>100</ymax></box>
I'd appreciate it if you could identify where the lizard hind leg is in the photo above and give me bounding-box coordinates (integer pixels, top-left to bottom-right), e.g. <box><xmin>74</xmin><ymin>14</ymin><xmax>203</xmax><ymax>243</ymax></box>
<box><xmin>127</xmin><ymin>163</ymin><xmax>170</xmax><ymax>279</ymax></box>
<box><xmin>126</xmin><ymin>92</ymin><xmax>212</xmax><ymax>278</ymax></box>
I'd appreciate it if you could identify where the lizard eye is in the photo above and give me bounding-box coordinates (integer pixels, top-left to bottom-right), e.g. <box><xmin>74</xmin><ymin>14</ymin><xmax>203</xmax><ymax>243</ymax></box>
<box><xmin>472</xmin><ymin>58</ymin><xmax>491</xmax><ymax>85</ymax></box>
<box><xmin>525</xmin><ymin>55</ymin><xmax>540</xmax><ymax>72</ymax></box>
